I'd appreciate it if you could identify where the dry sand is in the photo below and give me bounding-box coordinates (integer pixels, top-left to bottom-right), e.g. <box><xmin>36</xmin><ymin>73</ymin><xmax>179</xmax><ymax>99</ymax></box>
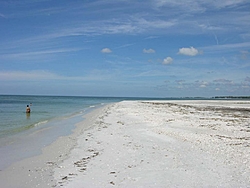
<box><xmin>1</xmin><ymin>100</ymin><xmax>250</xmax><ymax>187</ymax></box>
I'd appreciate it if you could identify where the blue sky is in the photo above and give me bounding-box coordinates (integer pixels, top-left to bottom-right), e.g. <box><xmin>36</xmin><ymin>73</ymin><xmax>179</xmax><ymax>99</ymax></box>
<box><xmin>0</xmin><ymin>0</ymin><xmax>250</xmax><ymax>97</ymax></box>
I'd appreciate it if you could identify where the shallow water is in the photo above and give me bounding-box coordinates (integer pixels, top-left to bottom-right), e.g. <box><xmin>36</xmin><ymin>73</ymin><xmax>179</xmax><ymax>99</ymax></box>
<box><xmin>0</xmin><ymin>113</ymin><xmax>84</xmax><ymax>169</ymax></box>
<box><xmin>0</xmin><ymin>95</ymin><xmax>125</xmax><ymax>169</ymax></box>
<box><xmin>0</xmin><ymin>95</ymin><xmax>122</xmax><ymax>138</ymax></box>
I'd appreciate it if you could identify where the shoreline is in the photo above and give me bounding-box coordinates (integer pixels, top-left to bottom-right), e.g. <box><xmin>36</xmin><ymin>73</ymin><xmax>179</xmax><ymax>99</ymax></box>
<box><xmin>0</xmin><ymin>113</ymin><xmax>83</xmax><ymax>170</ymax></box>
<box><xmin>1</xmin><ymin>100</ymin><xmax>250</xmax><ymax>187</ymax></box>
<box><xmin>0</xmin><ymin>104</ymin><xmax>110</xmax><ymax>187</ymax></box>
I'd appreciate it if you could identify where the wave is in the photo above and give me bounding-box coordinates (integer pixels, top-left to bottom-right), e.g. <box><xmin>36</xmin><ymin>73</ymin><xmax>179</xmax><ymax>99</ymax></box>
<box><xmin>34</xmin><ymin>120</ymin><xmax>48</xmax><ymax>127</ymax></box>
<box><xmin>0</xmin><ymin>120</ymin><xmax>51</xmax><ymax>138</ymax></box>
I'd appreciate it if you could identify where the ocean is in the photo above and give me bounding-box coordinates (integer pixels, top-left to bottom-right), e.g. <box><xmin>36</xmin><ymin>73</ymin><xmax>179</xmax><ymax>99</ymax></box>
<box><xmin>0</xmin><ymin>95</ymin><xmax>123</xmax><ymax>138</ymax></box>
<box><xmin>0</xmin><ymin>95</ymin><xmax>129</xmax><ymax>169</ymax></box>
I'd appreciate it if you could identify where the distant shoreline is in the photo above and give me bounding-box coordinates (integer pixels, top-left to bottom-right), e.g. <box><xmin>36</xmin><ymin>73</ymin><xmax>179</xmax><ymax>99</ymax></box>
<box><xmin>1</xmin><ymin>94</ymin><xmax>249</xmax><ymax>100</ymax></box>
<box><xmin>212</xmin><ymin>96</ymin><xmax>250</xmax><ymax>99</ymax></box>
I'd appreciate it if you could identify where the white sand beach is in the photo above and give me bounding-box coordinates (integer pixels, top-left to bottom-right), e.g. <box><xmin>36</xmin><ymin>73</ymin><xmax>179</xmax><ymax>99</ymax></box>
<box><xmin>1</xmin><ymin>100</ymin><xmax>250</xmax><ymax>187</ymax></box>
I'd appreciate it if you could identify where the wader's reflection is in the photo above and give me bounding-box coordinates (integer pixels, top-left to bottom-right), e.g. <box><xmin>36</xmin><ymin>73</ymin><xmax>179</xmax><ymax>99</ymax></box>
<box><xmin>26</xmin><ymin>112</ymin><xmax>30</xmax><ymax>119</ymax></box>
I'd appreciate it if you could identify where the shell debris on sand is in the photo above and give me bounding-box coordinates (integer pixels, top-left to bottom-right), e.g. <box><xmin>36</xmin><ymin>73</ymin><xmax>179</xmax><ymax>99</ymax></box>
<box><xmin>52</xmin><ymin>100</ymin><xmax>250</xmax><ymax>187</ymax></box>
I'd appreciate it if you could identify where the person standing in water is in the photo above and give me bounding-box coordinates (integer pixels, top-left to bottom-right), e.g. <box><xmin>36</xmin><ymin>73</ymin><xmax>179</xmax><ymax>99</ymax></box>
<box><xmin>26</xmin><ymin>105</ymin><xmax>31</xmax><ymax>113</ymax></box>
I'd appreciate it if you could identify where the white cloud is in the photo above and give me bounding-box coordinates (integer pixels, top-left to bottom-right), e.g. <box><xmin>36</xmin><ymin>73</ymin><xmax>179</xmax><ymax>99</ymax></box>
<box><xmin>213</xmin><ymin>79</ymin><xmax>233</xmax><ymax>84</ymax></box>
<box><xmin>101</xmin><ymin>48</ymin><xmax>112</xmax><ymax>53</ymax></box>
<box><xmin>201</xmin><ymin>42</ymin><xmax>250</xmax><ymax>53</ymax></box>
<box><xmin>162</xmin><ymin>57</ymin><xmax>173</xmax><ymax>65</ymax></box>
<box><xmin>0</xmin><ymin>70</ymin><xmax>115</xmax><ymax>82</ymax></box>
<box><xmin>153</xmin><ymin>0</ymin><xmax>248</xmax><ymax>13</ymax></box>
<box><xmin>178</xmin><ymin>46</ymin><xmax>199</xmax><ymax>56</ymax></box>
<box><xmin>240</xmin><ymin>50</ymin><xmax>249</xmax><ymax>59</ymax></box>
<box><xmin>135</xmin><ymin>17</ymin><xmax>176</xmax><ymax>29</ymax></box>
<box><xmin>200</xmin><ymin>84</ymin><xmax>207</xmax><ymax>88</ymax></box>
<box><xmin>197</xmin><ymin>81</ymin><xmax>208</xmax><ymax>88</ymax></box>
<box><xmin>143</xmin><ymin>48</ymin><xmax>155</xmax><ymax>54</ymax></box>
<box><xmin>0</xmin><ymin>70</ymin><xmax>61</xmax><ymax>81</ymax></box>
<box><xmin>117</xmin><ymin>43</ymin><xmax>135</xmax><ymax>49</ymax></box>
<box><xmin>208</xmin><ymin>0</ymin><xmax>248</xmax><ymax>9</ymax></box>
<box><xmin>0</xmin><ymin>13</ymin><xmax>7</xmax><ymax>18</ymax></box>
<box><xmin>0</xmin><ymin>48</ymin><xmax>82</xmax><ymax>61</ymax></box>
<box><xmin>242</xmin><ymin>85</ymin><xmax>249</xmax><ymax>88</ymax></box>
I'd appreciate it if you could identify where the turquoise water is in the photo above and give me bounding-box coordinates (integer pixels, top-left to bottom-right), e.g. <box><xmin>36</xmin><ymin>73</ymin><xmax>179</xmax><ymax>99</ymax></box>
<box><xmin>0</xmin><ymin>95</ymin><xmax>123</xmax><ymax>138</ymax></box>
<box><xmin>0</xmin><ymin>95</ymin><xmax>127</xmax><ymax>169</ymax></box>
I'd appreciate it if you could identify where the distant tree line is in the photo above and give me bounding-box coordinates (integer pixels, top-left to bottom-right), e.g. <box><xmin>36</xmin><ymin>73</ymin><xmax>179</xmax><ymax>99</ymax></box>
<box><xmin>213</xmin><ymin>96</ymin><xmax>250</xmax><ymax>99</ymax></box>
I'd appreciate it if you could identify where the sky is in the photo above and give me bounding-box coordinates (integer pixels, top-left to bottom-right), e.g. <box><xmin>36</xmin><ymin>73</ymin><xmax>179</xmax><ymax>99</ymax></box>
<box><xmin>0</xmin><ymin>0</ymin><xmax>250</xmax><ymax>97</ymax></box>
